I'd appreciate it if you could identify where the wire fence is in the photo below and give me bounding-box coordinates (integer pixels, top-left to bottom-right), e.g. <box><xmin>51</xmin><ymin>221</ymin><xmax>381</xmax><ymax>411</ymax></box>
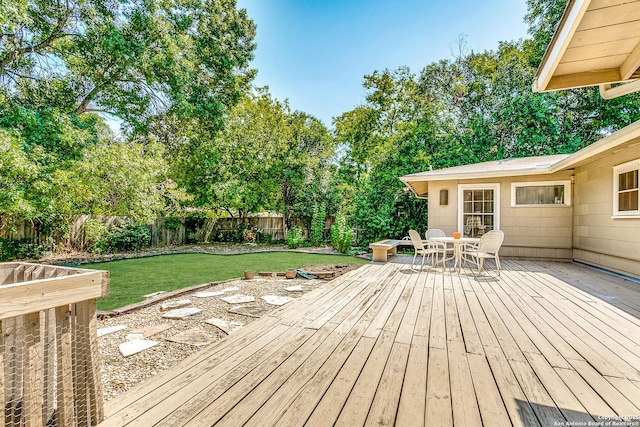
<box><xmin>1</xmin><ymin>263</ymin><xmax>107</xmax><ymax>427</ymax></box>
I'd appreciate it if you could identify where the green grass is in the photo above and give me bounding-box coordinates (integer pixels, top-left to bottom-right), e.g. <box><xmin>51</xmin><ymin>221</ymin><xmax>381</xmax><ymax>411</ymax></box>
<box><xmin>85</xmin><ymin>252</ymin><xmax>369</xmax><ymax>311</ymax></box>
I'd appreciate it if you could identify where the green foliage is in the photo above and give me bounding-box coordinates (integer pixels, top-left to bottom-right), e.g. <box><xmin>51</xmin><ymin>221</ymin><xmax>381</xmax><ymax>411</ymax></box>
<box><xmin>0</xmin><ymin>238</ymin><xmax>47</xmax><ymax>261</ymax></box>
<box><xmin>83</xmin><ymin>218</ymin><xmax>110</xmax><ymax>254</ymax></box>
<box><xmin>286</xmin><ymin>227</ymin><xmax>305</xmax><ymax>249</ymax></box>
<box><xmin>0</xmin><ymin>129</ymin><xmax>40</xmax><ymax>229</ymax></box>
<box><xmin>163</xmin><ymin>217</ymin><xmax>182</xmax><ymax>231</ymax></box>
<box><xmin>108</xmin><ymin>223</ymin><xmax>151</xmax><ymax>252</ymax></box>
<box><xmin>1</xmin><ymin>0</ymin><xmax>256</xmax><ymax>134</ymax></box>
<box><xmin>330</xmin><ymin>215</ymin><xmax>355</xmax><ymax>254</ymax></box>
<box><xmin>310</xmin><ymin>204</ymin><xmax>326</xmax><ymax>246</ymax></box>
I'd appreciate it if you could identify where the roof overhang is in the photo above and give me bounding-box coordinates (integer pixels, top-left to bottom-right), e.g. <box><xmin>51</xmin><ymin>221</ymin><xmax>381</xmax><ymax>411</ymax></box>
<box><xmin>400</xmin><ymin>119</ymin><xmax>640</xmax><ymax>199</ymax></box>
<box><xmin>532</xmin><ymin>0</ymin><xmax>640</xmax><ymax>94</ymax></box>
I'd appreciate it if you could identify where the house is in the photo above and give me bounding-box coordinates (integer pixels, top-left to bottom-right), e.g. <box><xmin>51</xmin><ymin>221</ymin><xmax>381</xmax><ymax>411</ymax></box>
<box><xmin>400</xmin><ymin>0</ymin><xmax>640</xmax><ymax>279</ymax></box>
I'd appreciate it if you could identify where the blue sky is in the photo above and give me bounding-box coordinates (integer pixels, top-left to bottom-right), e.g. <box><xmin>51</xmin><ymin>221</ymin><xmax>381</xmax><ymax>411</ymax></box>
<box><xmin>236</xmin><ymin>0</ymin><xmax>530</xmax><ymax>127</ymax></box>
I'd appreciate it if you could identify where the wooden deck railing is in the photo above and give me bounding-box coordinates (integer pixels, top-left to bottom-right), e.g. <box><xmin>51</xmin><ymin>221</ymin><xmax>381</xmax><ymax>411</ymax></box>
<box><xmin>0</xmin><ymin>262</ymin><xmax>109</xmax><ymax>427</ymax></box>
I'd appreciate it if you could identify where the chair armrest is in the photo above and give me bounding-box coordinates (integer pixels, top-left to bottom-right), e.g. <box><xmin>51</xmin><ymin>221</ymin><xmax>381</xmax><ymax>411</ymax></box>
<box><xmin>461</xmin><ymin>242</ymin><xmax>478</xmax><ymax>253</ymax></box>
<box><xmin>427</xmin><ymin>241</ymin><xmax>447</xmax><ymax>251</ymax></box>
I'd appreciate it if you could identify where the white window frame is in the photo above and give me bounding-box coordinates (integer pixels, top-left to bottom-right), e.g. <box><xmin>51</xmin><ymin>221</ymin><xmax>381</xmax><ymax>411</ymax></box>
<box><xmin>458</xmin><ymin>183</ymin><xmax>500</xmax><ymax>236</ymax></box>
<box><xmin>613</xmin><ymin>158</ymin><xmax>640</xmax><ymax>218</ymax></box>
<box><xmin>510</xmin><ymin>180</ymin><xmax>571</xmax><ymax>207</ymax></box>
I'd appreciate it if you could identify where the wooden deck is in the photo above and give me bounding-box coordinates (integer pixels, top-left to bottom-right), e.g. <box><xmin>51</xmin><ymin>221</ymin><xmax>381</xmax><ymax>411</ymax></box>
<box><xmin>99</xmin><ymin>258</ymin><xmax>640</xmax><ymax>426</ymax></box>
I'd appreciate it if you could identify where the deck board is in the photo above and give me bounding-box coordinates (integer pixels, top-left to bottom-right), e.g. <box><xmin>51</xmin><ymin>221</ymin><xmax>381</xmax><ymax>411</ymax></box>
<box><xmin>100</xmin><ymin>258</ymin><xmax>640</xmax><ymax>426</ymax></box>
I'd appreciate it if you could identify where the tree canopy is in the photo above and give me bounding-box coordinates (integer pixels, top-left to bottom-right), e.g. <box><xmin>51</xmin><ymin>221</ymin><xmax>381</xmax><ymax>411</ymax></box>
<box><xmin>3</xmin><ymin>0</ymin><xmax>640</xmax><ymax>252</ymax></box>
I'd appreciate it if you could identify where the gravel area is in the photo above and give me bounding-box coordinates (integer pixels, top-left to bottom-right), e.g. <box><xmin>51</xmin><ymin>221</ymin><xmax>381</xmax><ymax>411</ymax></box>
<box><xmin>97</xmin><ymin>264</ymin><xmax>362</xmax><ymax>400</ymax></box>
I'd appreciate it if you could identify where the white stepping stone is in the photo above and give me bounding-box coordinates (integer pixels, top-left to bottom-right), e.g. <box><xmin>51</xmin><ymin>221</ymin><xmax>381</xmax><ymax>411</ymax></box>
<box><xmin>160</xmin><ymin>299</ymin><xmax>192</xmax><ymax>312</ymax></box>
<box><xmin>97</xmin><ymin>325</ymin><xmax>127</xmax><ymax>337</ymax></box>
<box><xmin>128</xmin><ymin>324</ymin><xmax>171</xmax><ymax>339</ymax></box>
<box><xmin>126</xmin><ymin>332</ymin><xmax>144</xmax><ymax>341</ymax></box>
<box><xmin>221</xmin><ymin>286</ymin><xmax>240</xmax><ymax>293</ymax></box>
<box><xmin>284</xmin><ymin>285</ymin><xmax>303</xmax><ymax>292</ymax></box>
<box><xmin>228</xmin><ymin>305</ymin><xmax>271</xmax><ymax>318</ymax></box>
<box><xmin>166</xmin><ymin>328</ymin><xmax>216</xmax><ymax>346</ymax></box>
<box><xmin>220</xmin><ymin>294</ymin><xmax>255</xmax><ymax>304</ymax></box>
<box><xmin>162</xmin><ymin>307</ymin><xmax>202</xmax><ymax>319</ymax></box>
<box><xmin>193</xmin><ymin>291</ymin><xmax>225</xmax><ymax>298</ymax></box>
<box><xmin>261</xmin><ymin>295</ymin><xmax>293</xmax><ymax>306</ymax></box>
<box><xmin>118</xmin><ymin>339</ymin><xmax>159</xmax><ymax>357</ymax></box>
<box><xmin>205</xmin><ymin>318</ymin><xmax>245</xmax><ymax>335</ymax></box>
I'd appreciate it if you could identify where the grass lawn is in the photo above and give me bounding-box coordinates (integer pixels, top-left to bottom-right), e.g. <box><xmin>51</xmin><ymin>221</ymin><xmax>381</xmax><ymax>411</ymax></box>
<box><xmin>86</xmin><ymin>252</ymin><xmax>369</xmax><ymax>311</ymax></box>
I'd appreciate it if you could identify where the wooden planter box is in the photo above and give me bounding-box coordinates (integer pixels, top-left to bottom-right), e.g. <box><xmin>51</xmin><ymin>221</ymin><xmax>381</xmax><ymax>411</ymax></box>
<box><xmin>0</xmin><ymin>262</ymin><xmax>109</xmax><ymax>427</ymax></box>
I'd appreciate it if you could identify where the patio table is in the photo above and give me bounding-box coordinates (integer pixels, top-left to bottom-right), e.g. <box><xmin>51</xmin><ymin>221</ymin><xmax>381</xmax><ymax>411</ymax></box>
<box><xmin>430</xmin><ymin>236</ymin><xmax>480</xmax><ymax>269</ymax></box>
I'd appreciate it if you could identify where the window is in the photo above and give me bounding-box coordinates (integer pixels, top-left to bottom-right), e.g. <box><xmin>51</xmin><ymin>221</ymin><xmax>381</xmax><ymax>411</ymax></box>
<box><xmin>511</xmin><ymin>181</ymin><xmax>571</xmax><ymax>207</ymax></box>
<box><xmin>458</xmin><ymin>184</ymin><xmax>500</xmax><ymax>238</ymax></box>
<box><xmin>613</xmin><ymin>159</ymin><xmax>640</xmax><ymax>217</ymax></box>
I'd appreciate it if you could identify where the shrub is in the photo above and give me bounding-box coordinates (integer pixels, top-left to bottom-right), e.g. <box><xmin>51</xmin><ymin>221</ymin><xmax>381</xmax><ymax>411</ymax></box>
<box><xmin>109</xmin><ymin>223</ymin><xmax>151</xmax><ymax>251</ymax></box>
<box><xmin>330</xmin><ymin>215</ymin><xmax>355</xmax><ymax>253</ymax></box>
<box><xmin>286</xmin><ymin>227</ymin><xmax>305</xmax><ymax>249</ymax></box>
<box><xmin>310</xmin><ymin>203</ymin><xmax>326</xmax><ymax>246</ymax></box>
<box><xmin>242</xmin><ymin>227</ymin><xmax>256</xmax><ymax>243</ymax></box>
<box><xmin>0</xmin><ymin>238</ymin><xmax>46</xmax><ymax>260</ymax></box>
<box><xmin>163</xmin><ymin>217</ymin><xmax>182</xmax><ymax>230</ymax></box>
<box><xmin>255</xmin><ymin>229</ymin><xmax>272</xmax><ymax>244</ymax></box>
<box><xmin>83</xmin><ymin>218</ymin><xmax>110</xmax><ymax>254</ymax></box>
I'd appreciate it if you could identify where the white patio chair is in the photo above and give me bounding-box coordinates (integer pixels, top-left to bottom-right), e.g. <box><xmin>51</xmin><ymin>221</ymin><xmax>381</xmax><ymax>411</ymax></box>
<box><xmin>462</xmin><ymin>230</ymin><xmax>504</xmax><ymax>275</ymax></box>
<box><xmin>425</xmin><ymin>228</ymin><xmax>451</xmax><ymax>265</ymax></box>
<box><xmin>409</xmin><ymin>229</ymin><xmax>442</xmax><ymax>271</ymax></box>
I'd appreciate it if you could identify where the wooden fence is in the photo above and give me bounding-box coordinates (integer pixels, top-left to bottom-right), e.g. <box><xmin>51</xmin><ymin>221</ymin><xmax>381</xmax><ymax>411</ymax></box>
<box><xmin>0</xmin><ymin>262</ymin><xmax>109</xmax><ymax>426</ymax></box>
<box><xmin>1</xmin><ymin>215</ymin><xmax>292</xmax><ymax>249</ymax></box>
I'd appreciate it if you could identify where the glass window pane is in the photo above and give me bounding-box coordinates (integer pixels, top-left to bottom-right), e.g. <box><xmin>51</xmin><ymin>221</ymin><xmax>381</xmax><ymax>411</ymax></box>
<box><xmin>462</xmin><ymin>188</ymin><xmax>495</xmax><ymax>237</ymax></box>
<box><xmin>515</xmin><ymin>184</ymin><xmax>566</xmax><ymax>205</ymax></box>
<box><xmin>619</xmin><ymin>170</ymin><xmax>638</xmax><ymax>191</ymax></box>
<box><xmin>619</xmin><ymin>190</ymin><xmax>639</xmax><ymax>211</ymax></box>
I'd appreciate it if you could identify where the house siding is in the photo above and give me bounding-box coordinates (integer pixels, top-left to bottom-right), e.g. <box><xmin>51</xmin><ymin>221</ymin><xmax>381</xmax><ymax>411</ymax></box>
<box><xmin>427</xmin><ymin>173</ymin><xmax>574</xmax><ymax>261</ymax></box>
<box><xmin>572</xmin><ymin>145</ymin><xmax>640</xmax><ymax>278</ymax></box>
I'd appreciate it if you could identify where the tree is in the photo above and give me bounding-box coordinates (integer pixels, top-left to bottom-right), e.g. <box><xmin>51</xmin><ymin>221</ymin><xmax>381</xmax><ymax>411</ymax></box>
<box><xmin>1</xmin><ymin>0</ymin><xmax>256</xmax><ymax>133</ymax></box>
<box><xmin>279</xmin><ymin>111</ymin><xmax>334</xmax><ymax>229</ymax></box>
<box><xmin>0</xmin><ymin>129</ymin><xmax>40</xmax><ymax>231</ymax></box>
<box><xmin>199</xmin><ymin>88</ymin><xmax>292</xmax><ymax>220</ymax></box>
<box><xmin>54</xmin><ymin>138</ymin><xmax>174</xmax><ymax>224</ymax></box>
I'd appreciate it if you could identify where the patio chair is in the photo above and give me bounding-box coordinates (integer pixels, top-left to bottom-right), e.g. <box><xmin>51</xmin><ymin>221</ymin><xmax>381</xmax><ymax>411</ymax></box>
<box><xmin>409</xmin><ymin>229</ymin><xmax>442</xmax><ymax>271</ymax></box>
<box><xmin>425</xmin><ymin>228</ymin><xmax>451</xmax><ymax>265</ymax></box>
<box><xmin>462</xmin><ymin>230</ymin><xmax>504</xmax><ymax>275</ymax></box>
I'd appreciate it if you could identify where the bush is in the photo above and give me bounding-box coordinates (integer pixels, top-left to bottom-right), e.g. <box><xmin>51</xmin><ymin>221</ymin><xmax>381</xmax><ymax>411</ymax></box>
<box><xmin>310</xmin><ymin>203</ymin><xmax>326</xmax><ymax>246</ymax></box>
<box><xmin>83</xmin><ymin>218</ymin><xmax>110</xmax><ymax>254</ymax></box>
<box><xmin>330</xmin><ymin>215</ymin><xmax>355</xmax><ymax>253</ymax></box>
<box><xmin>286</xmin><ymin>227</ymin><xmax>305</xmax><ymax>249</ymax></box>
<box><xmin>109</xmin><ymin>223</ymin><xmax>151</xmax><ymax>251</ymax></box>
<box><xmin>0</xmin><ymin>238</ymin><xmax>46</xmax><ymax>261</ymax></box>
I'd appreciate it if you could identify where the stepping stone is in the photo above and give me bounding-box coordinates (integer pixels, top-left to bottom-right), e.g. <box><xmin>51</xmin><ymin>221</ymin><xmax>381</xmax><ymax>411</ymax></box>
<box><xmin>162</xmin><ymin>307</ymin><xmax>202</xmax><ymax>319</ymax></box>
<box><xmin>118</xmin><ymin>339</ymin><xmax>159</xmax><ymax>357</ymax></box>
<box><xmin>166</xmin><ymin>328</ymin><xmax>216</xmax><ymax>347</ymax></box>
<box><xmin>261</xmin><ymin>295</ymin><xmax>293</xmax><ymax>306</ymax></box>
<box><xmin>205</xmin><ymin>318</ymin><xmax>245</xmax><ymax>335</ymax></box>
<box><xmin>228</xmin><ymin>305</ymin><xmax>271</xmax><ymax>318</ymax></box>
<box><xmin>284</xmin><ymin>285</ymin><xmax>303</xmax><ymax>292</ymax></box>
<box><xmin>144</xmin><ymin>291</ymin><xmax>167</xmax><ymax>298</ymax></box>
<box><xmin>129</xmin><ymin>324</ymin><xmax>171</xmax><ymax>338</ymax></box>
<box><xmin>220</xmin><ymin>294</ymin><xmax>255</xmax><ymax>304</ymax></box>
<box><xmin>160</xmin><ymin>299</ymin><xmax>192</xmax><ymax>312</ymax></box>
<box><xmin>193</xmin><ymin>291</ymin><xmax>225</xmax><ymax>298</ymax></box>
<box><xmin>126</xmin><ymin>332</ymin><xmax>145</xmax><ymax>341</ymax></box>
<box><xmin>221</xmin><ymin>286</ymin><xmax>240</xmax><ymax>293</ymax></box>
<box><xmin>97</xmin><ymin>325</ymin><xmax>127</xmax><ymax>337</ymax></box>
